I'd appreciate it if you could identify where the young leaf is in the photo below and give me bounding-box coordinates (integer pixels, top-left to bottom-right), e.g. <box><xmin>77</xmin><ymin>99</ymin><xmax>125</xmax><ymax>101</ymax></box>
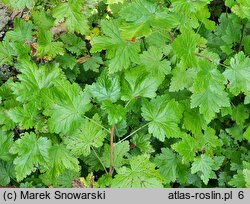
<box><xmin>40</xmin><ymin>144</ymin><xmax>79</xmax><ymax>185</ymax></box>
<box><xmin>154</xmin><ymin>148</ymin><xmax>181</xmax><ymax>183</ymax></box>
<box><xmin>140</xmin><ymin>46</ymin><xmax>171</xmax><ymax>79</ymax></box>
<box><xmin>89</xmin><ymin>70</ymin><xmax>120</xmax><ymax>103</ymax></box>
<box><xmin>191</xmin><ymin>154</ymin><xmax>215</xmax><ymax>185</ymax></box>
<box><xmin>223</xmin><ymin>52</ymin><xmax>250</xmax><ymax>95</ymax></box>
<box><xmin>112</xmin><ymin>154</ymin><xmax>163</xmax><ymax>188</ymax></box>
<box><xmin>191</xmin><ymin>60</ymin><xmax>230</xmax><ymax>122</ymax></box>
<box><xmin>10</xmin><ymin>132</ymin><xmax>51</xmax><ymax>181</ymax></box>
<box><xmin>0</xmin><ymin>130</ymin><xmax>14</xmax><ymax>161</ymax></box>
<box><xmin>141</xmin><ymin>95</ymin><xmax>182</xmax><ymax>141</ymax></box>
<box><xmin>91</xmin><ymin>20</ymin><xmax>140</xmax><ymax>73</ymax></box>
<box><xmin>43</xmin><ymin>80</ymin><xmax>90</xmax><ymax>135</ymax></box>
<box><xmin>64</xmin><ymin>114</ymin><xmax>107</xmax><ymax>157</ymax></box>
<box><xmin>121</xmin><ymin>66</ymin><xmax>160</xmax><ymax>101</ymax></box>
<box><xmin>52</xmin><ymin>0</ymin><xmax>89</xmax><ymax>34</ymax></box>
<box><xmin>172</xmin><ymin>133</ymin><xmax>198</xmax><ymax>162</ymax></box>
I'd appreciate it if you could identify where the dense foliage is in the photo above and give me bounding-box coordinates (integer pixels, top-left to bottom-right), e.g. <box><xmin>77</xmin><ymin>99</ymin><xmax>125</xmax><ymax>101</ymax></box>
<box><xmin>0</xmin><ymin>0</ymin><xmax>250</xmax><ymax>188</ymax></box>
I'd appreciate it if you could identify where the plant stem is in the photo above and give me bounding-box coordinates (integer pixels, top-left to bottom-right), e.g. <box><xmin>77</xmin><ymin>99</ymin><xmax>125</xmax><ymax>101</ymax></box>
<box><xmin>83</xmin><ymin>115</ymin><xmax>110</xmax><ymax>133</ymax></box>
<box><xmin>109</xmin><ymin>124</ymin><xmax>115</xmax><ymax>176</ymax></box>
<box><xmin>115</xmin><ymin>122</ymin><xmax>150</xmax><ymax>145</ymax></box>
<box><xmin>91</xmin><ymin>146</ymin><xmax>108</xmax><ymax>175</ymax></box>
<box><xmin>238</xmin><ymin>23</ymin><xmax>246</xmax><ymax>52</ymax></box>
<box><xmin>125</xmin><ymin>99</ymin><xmax>132</xmax><ymax>108</ymax></box>
<box><xmin>195</xmin><ymin>53</ymin><xmax>228</xmax><ymax>68</ymax></box>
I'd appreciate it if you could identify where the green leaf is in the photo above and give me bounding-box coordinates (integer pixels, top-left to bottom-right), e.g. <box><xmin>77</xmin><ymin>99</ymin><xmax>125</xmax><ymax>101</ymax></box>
<box><xmin>40</xmin><ymin>144</ymin><xmax>79</xmax><ymax>185</ymax></box>
<box><xmin>224</xmin><ymin>52</ymin><xmax>250</xmax><ymax>95</ymax></box>
<box><xmin>6</xmin><ymin>18</ymin><xmax>32</xmax><ymax>43</ymax></box>
<box><xmin>228</xmin><ymin>161</ymin><xmax>250</xmax><ymax>188</ymax></box>
<box><xmin>0</xmin><ymin>161</ymin><xmax>15</xmax><ymax>186</ymax></box>
<box><xmin>102</xmin><ymin>141</ymin><xmax>130</xmax><ymax>169</ymax></box>
<box><xmin>36</xmin><ymin>30</ymin><xmax>64</xmax><ymax>59</ymax></box>
<box><xmin>89</xmin><ymin>70</ymin><xmax>120</xmax><ymax>103</ymax></box>
<box><xmin>141</xmin><ymin>95</ymin><xmax>182</xmax><ymax>141</ymax></box>
<box><xmin>228</xmin><ymin>171</ymin><xmax>246</xmax><ymax>187</ymax></box>
<box><xmin>91</xmin><ymin>20</ymin><xmax>140</xmax><ymax>73</ymax></box>
<box><xmin>0</xmin><ymin>130</ymin><xmax>14</xmax><ymax>161</ymax></box>
<box><xmin>243</xmin><ymin>169</ymin><xmax>250</xmax><ymax>188</ymax></box>
<box><xmin>32</xmin><ymin>10</ymin><xmax>54</xmax><ymax>30</ymax></box>
<box><xmin>0</xmin><ymin>39</ymin><xmax>15</xmax><ymax>66</ymax></box>
<box><xmin>101</xmin><ymin>101</ymin><xmax>126</xmax><ymax>125</ymax></box>
<box><xmin>172</xmin><ymin>30</ymin><xmax>204</xmax><ymax>66</ymax></box>
<box><xmin>131</xmin><ymin>134</ymin><xmax>154</xmax><ymax>154</ymax></box>
<box><xmin>82</xmin><ymin>54</ymin><xmax>103</xmax><ymax>72</ymax></box>
<box><xmin>52</xmin><ymin>0</ymin><xmax>89</xmax><ymax>34</ymax></box>
<box><xmin>107</xmin><ymin>0</ymin><xmax>124</xmax><ymax>4</ymax></box>
<box><xmin>154</xmin><ymin>148</ymin><xmax>181</xmax><ymax>183</ymax></box>
<box><xmin>60</xmin><ymin>33</ymin><xmax>85</xmax><ymax>55</ymax></box>
<box><xmin>10</xmin><ymin>132</ymin><xmax>51</xmax><ymax>181</ymax></box>
<box><xmin>191</xmin><ymin>154</ymin><xmax>215</xmax><ymax>185</ymax></box>
<box><xmin>55</xmin><ymin>170</ymin><xmax>80</xmax><ymax>188</ymax></box>
<box><xmin>120</xmin><ymin>0</ymin><xmax>178</xmax><ymax>38</ymax></box>
<box><xmin>64</xmin><ymin>114</ymin><xmax>107</xmax><ymax>157</ymax></box>
<box><xmin>12</xmin><ymin>61</ymin><xmax>62</xmax><ymax>107</ymax></box>
<box><xmin>7</xmin><ymin>103</ymin><xmax>39</xmax><ymax>130</ymax></box>
<box><xmin>56</xmin><ymin>54</ymin><xmax>77</xmax><ymax>70</ymax></box>
<box><xmin>9</xmin><ymin>0</ymin><xmax>36</xmax><ymax>9</ymax></box>
<box><xmin>170</xmin><ymin>64</ymin><xmax>197</xmax><ymax>92</ymax></box>
<box><xmin>121</xmin><ymin>66</ymin><xmax>160</xmax><ymax>101</ymax></box>
<box><xmin>0</xmin><ymin>108</ymin><xmax>16</xmax><ymax>131</ymax></box>
<box><xmin>140</xmin><ymin>46</ymin><xmax>171</xmax><ymax>79</ymax></box>
<box><xmin>243</xmin><ymin>126</ymin><xmax>250</xmax><ymax>142</ymax></box>
<box><xmin>231</xmin><ymin>0</ymin><xmax>250</xmax><ymax>20</ymax></box>
<box><xmin>191</xmin><ymin>60</ymin><xmax>230</xmax><ymax>122</ymax></box>
<box><xmin>183</xmin><ymin>107</ymin><xmax>207</xmax><ymax>135</ymax></box>
<box><xmin>197</xmin><ymin>127</ymin><xmax>222</xmax><ymax>150</ymax></box>
<box><xmin>231</xmin><ymin>104</ymin><xmax>249</xmax><ymax>127</ymax></box>
<box><xmin>43</xmin><ymin>80</ymin><xmax>90</xmax><ymax>135</ymax></box>
<box><xmin>172</xmin><ymin>133</ymin><xmax>198</xmax><ymax>162</ymax></box>
<box><xmin>112</xmin><ymin>154</ymin><xmax>163</xmax><ymax>188</ymax></box>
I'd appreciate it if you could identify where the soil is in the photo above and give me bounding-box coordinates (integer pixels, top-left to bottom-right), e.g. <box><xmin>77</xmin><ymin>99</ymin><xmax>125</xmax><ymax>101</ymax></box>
<box><xmin>0</xmin><ymin>3</ymin><xmax>10</xmax><ymax>38</ymax></box>
<box><xmin>0</xmin><ymin>3</ymin><xmax>19</xmax><ymax>84</ymax></box>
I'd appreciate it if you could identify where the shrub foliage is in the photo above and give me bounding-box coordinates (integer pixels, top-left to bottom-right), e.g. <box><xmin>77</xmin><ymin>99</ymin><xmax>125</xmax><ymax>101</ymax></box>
<box><xmin>0</xmin><ymin>0</ymin><xmax>250</xmax><ymax>188</ymax></box>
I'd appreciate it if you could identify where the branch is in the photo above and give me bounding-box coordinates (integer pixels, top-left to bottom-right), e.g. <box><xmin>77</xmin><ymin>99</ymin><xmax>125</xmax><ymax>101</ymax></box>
<box><xmin>77</xmin><ymin>56</ymin><xmax>91</xmax><ymax>64</ymax></box>
<box><xmin>195</xmin><ymin>53</ymin><xmax>213</xmax><ymax>62</ymax></box>
<box><xmin>115</xmin><ymin>122</ymin><xmax>150</xmax><ymax>145</ymax></box>
<box><xmin>83</xmin><ymin>115</ymin><xmax>110</xmax><ymax>133</ymax></box>
<box><xmin>109</xmin><ymin>124</ymin><xmax>115</xmax><ymax>176</ymax></box>
<box><xmin>195</xmin><ymin>53</ymin><xmax>229</xmax><ymax>68</ymax></box>
<box><xmin>238</xmin><ymin>23</ymin><xmax>246</xmax><ymax>52</ymax></box>
<box><xmin>91</xmin><ymin>146</ymin><xmax>108</xmax><ymax>175</ymax></box>
<box><xmin>168</xmin><ymin>31</ymin><xmax>175</xmax><ymax>42</ymax></box>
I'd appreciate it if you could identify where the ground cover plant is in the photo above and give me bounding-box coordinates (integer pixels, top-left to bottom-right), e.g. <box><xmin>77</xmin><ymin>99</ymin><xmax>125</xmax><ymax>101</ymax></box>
<box><xmin>0</xmin><ymin>0</ymin><xmax>250</xmax><ymax>188</ymax></box>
